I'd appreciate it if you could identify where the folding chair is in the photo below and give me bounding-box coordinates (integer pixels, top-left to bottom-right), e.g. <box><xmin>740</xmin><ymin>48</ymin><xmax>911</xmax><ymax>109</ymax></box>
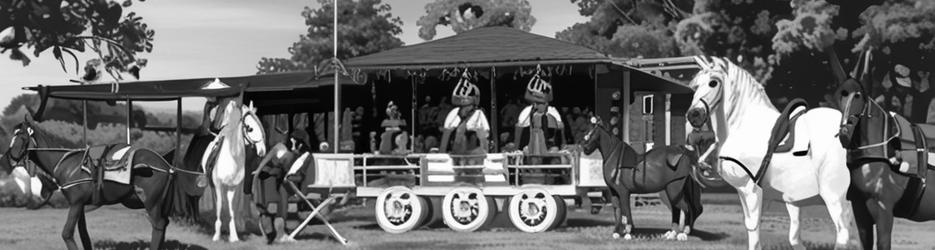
<box><xmin>286</xmin><ymin>154</ymin><xmax>356</xmax><ymax>246</ymax></box>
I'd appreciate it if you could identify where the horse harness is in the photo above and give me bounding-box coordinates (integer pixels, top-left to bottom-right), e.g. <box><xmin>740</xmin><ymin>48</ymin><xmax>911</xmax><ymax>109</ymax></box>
<box><xmin>714</xmin><ymin>100</ymin><xmax>810</xmax><ymax>186</ymax></box>
<box><xmin>13</xmin><ymin>133</ymin><xmax>203</xmax><ymax>195</ymax></box>
<box><xmin>845</xmin><ymin>99</ymin><xmax>931</xmax><ymax>217</ymax></box>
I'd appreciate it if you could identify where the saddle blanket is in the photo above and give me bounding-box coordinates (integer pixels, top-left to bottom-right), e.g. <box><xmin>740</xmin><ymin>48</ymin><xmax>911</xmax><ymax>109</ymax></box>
<box><xmin>101</xmin><ymin>146</ymin><xmax>132</xmax><ymax>184</ymax></box>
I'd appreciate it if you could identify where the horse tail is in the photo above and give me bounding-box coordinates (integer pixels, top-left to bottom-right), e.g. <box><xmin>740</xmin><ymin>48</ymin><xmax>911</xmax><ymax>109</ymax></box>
<box><xmin>756</xmin><ymin>98</ymin><xmax>809</xmax><ymax>184</ymax></box>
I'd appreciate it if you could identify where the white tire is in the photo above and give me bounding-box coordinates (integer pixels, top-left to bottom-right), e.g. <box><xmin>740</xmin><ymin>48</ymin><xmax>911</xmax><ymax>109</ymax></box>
<box><xmin>375</xmin><ymin>186</ymin><xmax>427</xmax><ymax>234</ymax></box>
<box><xmin>441</xmin><ymin>186</ymin><xmax>494</xmax><ymax>232</ymax></box>
<box><xmin>508</xmin><ymin>187</ymin><xmax>560</xmax><ymax>233</ymax></box>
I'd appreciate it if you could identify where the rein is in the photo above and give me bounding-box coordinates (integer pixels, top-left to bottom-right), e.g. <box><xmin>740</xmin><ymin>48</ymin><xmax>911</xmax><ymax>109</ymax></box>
<box><xmin>847</xmin><ymin>98</ymin><xmax>899</xmax><ymax>150</ymax></box>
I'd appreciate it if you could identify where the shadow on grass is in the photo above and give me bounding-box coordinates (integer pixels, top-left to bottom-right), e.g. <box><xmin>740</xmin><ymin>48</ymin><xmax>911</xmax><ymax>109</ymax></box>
<box><xmin>565</xmin><ymin>218</ymin><xmax>615</xmax><ymax>227</ymax></box>
<box><xmin>93</xmin><ymin>239</ymin><xmax>207</xmax><ymax>250</ymax></box>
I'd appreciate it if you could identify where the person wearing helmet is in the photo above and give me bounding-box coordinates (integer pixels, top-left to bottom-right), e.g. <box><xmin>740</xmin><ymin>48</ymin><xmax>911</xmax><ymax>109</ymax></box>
<box><xmin>439</xmin><ymin>71</ymin><xmax>489</xmax><ymax>159</ymax></box>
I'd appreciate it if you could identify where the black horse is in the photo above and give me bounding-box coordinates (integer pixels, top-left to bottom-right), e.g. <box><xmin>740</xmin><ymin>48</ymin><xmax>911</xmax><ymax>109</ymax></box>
<box><xmin>580</xmin><ymin>117</ymin><xmax>703</xmax><ymax>240</ymax></box>
<box><xmin>2</xmin><ymin>115</ymin><xmax>184</xmax><ymax>250</ymax></box>
<box><xmin>836</xmin><ymin>79</ymin><xmax>935</xmax><ymax>250</ymax></box>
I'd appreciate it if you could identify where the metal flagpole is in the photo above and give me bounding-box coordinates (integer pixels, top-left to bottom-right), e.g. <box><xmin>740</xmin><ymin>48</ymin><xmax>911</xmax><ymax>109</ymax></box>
<box><xmin>333</xmin><ymin>0</ymin><xmax>340</xmax><ymax>153</ymax></box>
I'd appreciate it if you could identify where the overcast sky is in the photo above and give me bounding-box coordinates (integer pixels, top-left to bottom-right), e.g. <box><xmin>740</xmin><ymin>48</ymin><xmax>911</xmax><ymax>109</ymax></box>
<box><xmin>0</xmin><ymin>0</ymin><xmax>587</xmax><ymax>112</ymax></box>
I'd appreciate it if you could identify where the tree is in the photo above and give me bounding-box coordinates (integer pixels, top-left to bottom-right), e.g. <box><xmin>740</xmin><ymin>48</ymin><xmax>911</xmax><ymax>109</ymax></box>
<box><xmin>557</xmin><ymin>0</ymin><xmax>692</xmax><ymax>59</ymax></box>
<box><xmin>416</xmin><ymin>0</ymin><xmax>535</xmax><ymax>41</ymax></box>
<box><xmin>0</xmin><ymin>0</ymin><xmax>154</xmax><ymax>79</ymax></box>
<box><xmin>256</xmin><ymin>0</ymin><xmax>404</xmax><ymax>74</ymax></box>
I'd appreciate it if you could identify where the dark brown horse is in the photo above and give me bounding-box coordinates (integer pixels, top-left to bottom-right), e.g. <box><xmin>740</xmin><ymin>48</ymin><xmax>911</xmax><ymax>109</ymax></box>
<box><xmin>2</xmin><ymin>115</ymin><xmax>185</xmax><ymax>250</ymax></box>
<box><xmin>836</xmin><ymin>79</ymin><xmax>935</xmax><ymax>250</ymax></box>
<box><xmin>580</xmin><ymin>117</ymin><xmax>703</xmax><ymax>241</ymax></box>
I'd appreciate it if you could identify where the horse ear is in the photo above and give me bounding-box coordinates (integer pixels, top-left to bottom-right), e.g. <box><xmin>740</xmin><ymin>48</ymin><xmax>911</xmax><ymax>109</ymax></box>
<box><xmin>24</xmin><ymin>112</ymin><xmax>33</xmax><ymax>123</ymax></box>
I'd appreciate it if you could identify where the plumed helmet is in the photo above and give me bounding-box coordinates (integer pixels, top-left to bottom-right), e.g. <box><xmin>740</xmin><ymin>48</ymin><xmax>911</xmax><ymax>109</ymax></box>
<box><xmin>452</xmin><ymin>71</ymin><xmax>480</xmax><ymax>106</ymax></box>
<box><xmin>525</xmin><ymin>72</ymin><xmax>553</xmax><ymax>103</ymax></box>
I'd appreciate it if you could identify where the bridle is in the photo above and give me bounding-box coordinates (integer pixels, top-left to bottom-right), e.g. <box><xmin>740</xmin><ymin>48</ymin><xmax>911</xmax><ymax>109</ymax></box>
<box><xmin>839</xmin><ymin>92</ymin><xmax>898</xmax><ymax>150</ymax></box>
<box><xmin>7</xmin><ymin>126</ymin><xmax>74</xmax><ymax>189</ymax></box>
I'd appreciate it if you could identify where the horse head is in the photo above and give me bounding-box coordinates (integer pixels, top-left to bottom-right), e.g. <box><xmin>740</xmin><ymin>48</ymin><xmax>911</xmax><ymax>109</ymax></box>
<box><xmin>3</xmin><ymin>114</ymin><xmax>37</xmax><ymax>175</ymax></box>
<box><xmin>835</xmin><ymin>78</ymin><xmax>872</xmax><ymax>148</ymax></box>
<box><xmin>581</xmin><ymin>116</ymin><xmax>608</xmax><ymax>155</ymax></box>
<box><xmin>686</xmin><ymin>56</ymin><xmax>730</xmax><ymax>129</ymax></box>
<box><xmin>241</xmin><ymin>101</ymin><xmax>267</xmax><ymax>157</ymax></box>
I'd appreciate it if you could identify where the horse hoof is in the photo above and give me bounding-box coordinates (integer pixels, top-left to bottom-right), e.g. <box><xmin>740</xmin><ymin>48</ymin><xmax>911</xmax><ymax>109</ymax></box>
<box><xmin>212</xmin><ymin>235</ymin><xmax>221</xmax><ymax>242</ymax></box>
<box><xmin>663</xmin><ymin>230</ymin><xmax>677</xmax><ymax>240</ymax></box>
<box><xmin>677</xmin><ymin>233</ymin><xmax>688</xmax><ymax>241</ymax></box>
<box><xmin>229</xmin><ymin>238</ymin><xmax>240</xmax><ymax>243</ymax></box>
<box><xmin>623</xmin><ymin>234</ymin><xmax>633</xmax><ymax>240</ymax></box>
<box><xmin>612</xmin><ymin>233</ymin><xmax>620</xmax><ymax>239</ymax></box>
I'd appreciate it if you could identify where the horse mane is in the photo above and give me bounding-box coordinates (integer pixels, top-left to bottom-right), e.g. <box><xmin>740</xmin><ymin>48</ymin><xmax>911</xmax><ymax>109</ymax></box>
<box><xmin>218</xmin><ymin>101</ymin><xmax>246</xmax><ymax>167</ymax></box>
<box><xmin>721</xmin><ymin>59</ymin><xmax>776</xmax><ymax>115</ymax></box>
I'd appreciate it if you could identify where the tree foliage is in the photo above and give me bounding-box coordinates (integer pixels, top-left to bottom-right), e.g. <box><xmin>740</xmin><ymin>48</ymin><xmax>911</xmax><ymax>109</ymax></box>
<box><xmin>559</xmin><ymin>0</ymin><xmax>934</xmax><ymax>106</ymax></box>
<box><xmin>417</xmin><ymin>0</ymin><xmax>535</xmax><ymax>41</ymax></box>
<box><xmin>256</xmin><ymin>0</ymin><xmax>404</xmax><ymax>74</ymax></box>
<box><xmin>0</xmin><ymin>0</ymin><xmax>154</xmax><ymax>78</ymax></box>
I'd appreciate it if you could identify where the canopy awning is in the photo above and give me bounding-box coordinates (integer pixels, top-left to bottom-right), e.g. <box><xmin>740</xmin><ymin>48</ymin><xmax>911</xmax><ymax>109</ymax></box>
<box><xmin>345</xmin><ymin>26</ymin><xmax>691</xmax><ymax>94</ymax></box>
<box><xmin>22</xmin><ymin>71</ymin><xmax>360</xmax><ymax>101</ymax></box>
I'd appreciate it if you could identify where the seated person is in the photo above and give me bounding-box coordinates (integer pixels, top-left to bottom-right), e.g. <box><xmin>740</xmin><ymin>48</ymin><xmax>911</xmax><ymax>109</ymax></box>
<box><xmin>379</xmin><ymin>101</ymin><xmax>409</xmax><ymax>154</ymax></box>
<box><xmin>514</xmin><ymin>75</ymin><xmax>564</xmax><ymax>155</ymax></box>
<box><xmin>440</xmin><ymin>72</ymin><xmax>489</xmax><ymax>160</ymax></box>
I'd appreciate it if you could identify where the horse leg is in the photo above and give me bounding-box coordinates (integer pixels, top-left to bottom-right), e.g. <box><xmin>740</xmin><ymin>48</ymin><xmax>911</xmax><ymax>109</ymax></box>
<box><xmin>148</xmin><ymin>203</ymin><xmax>169</xmax><ymax>250</ymax></box>
<box><xmin>76</xmin><ymin>211</ymin><xmax>92</xmax><ymax>250</ymax></box>
<box><xmin>212</xmin><ymin>186</ymin><xmax>224</xmax><ymax>241</ymax></box>
<box><xmin>736</xmin><ymin>180</ymin><xmax>763</xmax><ymax>250</ymax></box>
<box><xmin>664</xmin><ymin>179</ymin><xmax>685</xmax><ymax>240</ymax></box>
<box><xmin>867</xmin><ymin>197</ymin><xmax>895</xmax><ymax>250</ymax></box>
<box><xmin>851</xmin><ymin>197</ymin><xmax>876</xmax><ymax>250</ymax></box>
<box><xmin>608</xmin><ymin>189</ymin><xmax>622</xmax><ymax>239</ymax></box>
<box><xmin>61</xmin><ymin>205</ymin><xmax>84</xmax><ymax>250</ymax></box>
<box><xmin>226</xmin><ymin>189</ymin><xmax>240</xmax><ymax>242</ymax></box>
<box><xmin>617</xmin><ymin>188</ymin><xmax>633</xmax><ymax>240</ymax></box>
<box><xmin>784</xmin><ymin>202</ymin><xmax>804</xmax><ymax>250</ymax></box>
<box><xmin>821</xmin><ymin>195</ymin><xmax>851</xmax><ymax>248</ymax></box>
<box><xmin>665</xmin><ymin>207</ymin><xmax>680</xmax><ymax>240</ymax></box>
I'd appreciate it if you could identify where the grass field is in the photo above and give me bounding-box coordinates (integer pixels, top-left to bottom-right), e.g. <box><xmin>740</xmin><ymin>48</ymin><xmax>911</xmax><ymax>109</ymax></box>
<box><xmin>1</xmin><ymin>193</ymin><xmax>934</xmax><ymax>250</ymax></box>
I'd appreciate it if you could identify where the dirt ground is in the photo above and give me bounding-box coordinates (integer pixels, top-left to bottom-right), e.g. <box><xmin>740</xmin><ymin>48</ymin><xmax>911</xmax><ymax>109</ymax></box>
<box><xmin>1</xmin><ymin>193</ymin><xmax>934</xmax><ymax>250</ymax></box>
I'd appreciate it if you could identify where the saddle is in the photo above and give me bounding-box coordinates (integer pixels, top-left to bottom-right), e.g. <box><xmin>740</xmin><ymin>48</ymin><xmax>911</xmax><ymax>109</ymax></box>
<box><xmin>773</xmin><ymin>106</ymin><xmax>810</xmax><ymax>155</ymax></box>
<box><xmin>203</xmin><ymin>135</ymin><xmax>225</xmax><ymax>185</ymax></box>
<box><xmin>86</xmin><ymin>144</ymin><xmax>132</xmax><ymax>205</ymax></box>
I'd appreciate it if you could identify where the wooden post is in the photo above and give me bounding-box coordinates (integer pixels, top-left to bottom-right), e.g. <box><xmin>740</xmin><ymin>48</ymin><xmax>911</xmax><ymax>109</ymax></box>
<box><xmin>411</xmin><ymin>77</ymin><xmax>417</xmax><ymax>152</ymax></box>
<box><xmin>622</xmin><ymin>70</ymin><xmax>631</xmax><ymax>143</ymax></box>
<box><xmin>490</xmin><ymin>67</ymin><xmax>498</xmax><ymax>152</ymax></box>
<box><xmin>127</xmin><ymin>99</ymin><xmax>132</xmax><ymax>145</ymax></box>
<box><xmin>83</xmin><ymin>100</ymin><xmax>88</xmax><ymax>146</ymax></box>
<box><xmin>174</xmin><ymin>98</ymin><xmax>183</xmax><ymax>166</ymax></box>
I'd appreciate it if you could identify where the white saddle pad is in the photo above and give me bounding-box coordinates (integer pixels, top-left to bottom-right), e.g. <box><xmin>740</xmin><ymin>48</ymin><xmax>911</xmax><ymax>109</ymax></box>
<box><xmin>103</xmin><ymin>163</ymin><xmax>132</xmax><ymax>185</ymax></box>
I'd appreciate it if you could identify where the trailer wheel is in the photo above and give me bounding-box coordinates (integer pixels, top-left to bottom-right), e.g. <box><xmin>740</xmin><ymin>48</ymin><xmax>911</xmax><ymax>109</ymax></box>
<box><xmin>549</xmin><ymin>197</ymin><xmax>567</xmax><ymax>230</ymax></box>
<box><xmin>375</xmin><ymin>186</ymin><xmax>427</xmax><ymax>233</ymax></box>
<box><xmin>508</xmin><ymin>188</ymin><xmax>561</xmax><ymax>233</ymax></box>
<box><xmin>441</xmin><ymin>187</ymin><xmax>495</xmax><ymax>232</ymax></box>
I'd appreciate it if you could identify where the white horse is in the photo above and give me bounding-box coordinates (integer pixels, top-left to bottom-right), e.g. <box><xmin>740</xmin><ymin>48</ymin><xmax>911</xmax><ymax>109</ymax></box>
<box><xmin>202</xmin><ymin>100</ymin><xmax>267</xmax><ymax>242</ymax></box>
<box><xmin>685</xmin><ymin>56</ymin><xmax>851</xmax><ymax>249</ymax></box>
